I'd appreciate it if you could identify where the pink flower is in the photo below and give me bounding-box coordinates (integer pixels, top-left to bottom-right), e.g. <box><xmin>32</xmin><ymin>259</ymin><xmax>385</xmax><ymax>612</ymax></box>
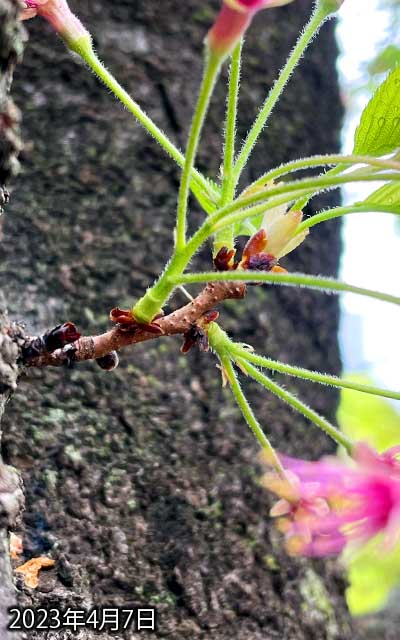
<box><xmin>20</xmin><ymin>0</ymin><xmax>89</xmax><ymax>49</ymax></box>
<box><xmin>207</xmin><ymin>0</ymin><xmax>294</xmax><ymax>58</ymax></box>
<box><xmin>261</xmin><ymin>443</ymin><xmax>400</xmax><ymax>556</ymax></box>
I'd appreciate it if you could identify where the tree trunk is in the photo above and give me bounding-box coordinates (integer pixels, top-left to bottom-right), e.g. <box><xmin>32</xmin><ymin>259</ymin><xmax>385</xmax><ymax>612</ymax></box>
<box><xmin>0</xmin><ymin>1</ymin><xmax>24</xmax><ymax>637</ymax></box>
<box><xmin>1</xmin><ymin>0</ymin><xmax>353</xmax><ymax>638</ymax></box>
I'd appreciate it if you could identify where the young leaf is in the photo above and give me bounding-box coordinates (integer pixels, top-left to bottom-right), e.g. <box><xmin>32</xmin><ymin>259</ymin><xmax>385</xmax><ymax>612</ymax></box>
<box><xmin>363</xmin><ymin>181</ymin><xmax>400</xmax><ymax>209</ymax></box>
<box><xmin>368</xmin><ymin>45</ymin><xmax>400</xmax><ymax>77</ymax></box>
<box><xmin>353</xmin><ymin>67</ymin><xmax>400</xmax><ymax>156</ymax></box>
<box><xmin>234</xmin><ymin>211</ymin><xmax>264</xmax><ymax>237</ymax></box>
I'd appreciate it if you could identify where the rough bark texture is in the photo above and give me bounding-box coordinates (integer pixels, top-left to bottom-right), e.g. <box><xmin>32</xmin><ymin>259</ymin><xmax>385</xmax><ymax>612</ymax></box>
<box><xmin>0</xmin><ymin>0</ymin><xmax>354</xmax><ymax>638</ymax></box>
<box><xmin>0</xmin><ymin>1</ymin><xmax>24</xmax><ymax>637</ymax></box>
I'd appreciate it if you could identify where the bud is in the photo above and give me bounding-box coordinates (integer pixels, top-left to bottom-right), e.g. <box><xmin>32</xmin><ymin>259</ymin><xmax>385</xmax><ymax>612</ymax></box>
<box><xmin>214</xmin><ymin>246</ymin><xmax>237</xmax><ymax>271</ymax></box>
<box><xmin>96</xmin><ymin>351</ymin><xmax>119</xmax><ymax>372</ymax></box>
<box><xmin>316</xmin><ymin>0</ymin><xmax>345</xmax><ymax>14</ymax></box>
<box><xmin>261</xmin><ymin>206</ymin><xmax>308</xmax><ymax>259</ymax></box>
<box><xmin>20</xmin><ymin>1</ymin><xmax>92</xmax><ymax>54</ymax></box>
<box><xmin>43</xmin><ymin>321</ymin><xmax>81</xmax><ymax>352</ymax></box>
<box><xmin>207</xmin><ymin>0</ymin><xmax>294</xmax><ymax>59</ymax></box>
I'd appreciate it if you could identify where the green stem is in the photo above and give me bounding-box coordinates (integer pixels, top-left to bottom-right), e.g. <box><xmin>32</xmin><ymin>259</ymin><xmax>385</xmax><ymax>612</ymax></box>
<box><xmin>297</xmin><ymin>204</ymin><xmax>400</xmax><ymax>234</ymax></box>
<box><xmin>208</xmin><ymin>324</ymin><xmax>284</xmax><ymax>473</ymax></box>
<box><xmin>230</xmin><ymin>345</ymin><xmax>400</xmax><ymax>402</ymax></box>
<box><xmin>175</xmin><ymin>51</ymin><xmax>222</xmax><ymax>250</ymax></box>
<box><xmin>132</xmin><ymin>52</ymin><xmax>222</xmax><ymax>321</ymax></box>
<box><xmin>207</xmin><ymin>170</ymin><xmax>400</xmax><ymax>234</ymax></box>
<box><xmin>171</xmin><ymin>271</ymin><xmax>400</xmax><ymax>307</ymax></box>
<box><xmin>291</xmin><ymin>163</ymin><xmax>349</xmax><ymax>211</ymax></box>
<box><xmin>132</xmin><ymin>251</ymin><xmax>189</xmax><ymax>323</ymax></box>
<box><xmin>131</xmin><ymin>164</ymin><xmax>400</xmax><ymax>322</ymax></box>
<box><xmin>238</xmin><ymin>359</ymin><xmax>353</xmax><ymax>453</ymax></box>
<box><xmin>246</xmin><ymin>154</ymin><xmax>400</xmax><ymax>193</ymax></box>
<box><xmin>232</xmin><ymin>4</ymin><xmax>329</xmax><ymax>187</ymax></box>
<box><xmin>80</xmin><ymin>47</ymin><xmax>219</xmax><ymax>210</ymax></box>
<box><xmin>214</xmin><ymin>41</ymin><xmax>243</xmax><ymax>253</ymax></box>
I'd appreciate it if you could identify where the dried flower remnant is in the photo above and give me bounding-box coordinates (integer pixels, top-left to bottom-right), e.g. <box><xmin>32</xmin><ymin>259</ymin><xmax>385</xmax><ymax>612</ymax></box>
<box><xmin>261</xmin><ymin>443</ymin><xmax>400</xmax><ymax>557</ymax></box>
<box><xmin>181</xmin><ymin>310</ymin><xmax>220</xmax><ymax>353</ymax></box>
<box><xmin>207</xmin><ymin>0</ymin><xmax>294</xmax><ymax>59</ymax></box>
<box><xmin>15</xmin><ymin>556</ymin><xmax>55</xmax><ymax>589</ymax></box>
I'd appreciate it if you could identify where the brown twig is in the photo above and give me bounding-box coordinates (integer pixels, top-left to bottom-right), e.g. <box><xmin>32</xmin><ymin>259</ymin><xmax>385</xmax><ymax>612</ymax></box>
<box><xmin>24</xmin><ymin>282</ymin><xmax>247</xmax><ymax>368</ymax></box>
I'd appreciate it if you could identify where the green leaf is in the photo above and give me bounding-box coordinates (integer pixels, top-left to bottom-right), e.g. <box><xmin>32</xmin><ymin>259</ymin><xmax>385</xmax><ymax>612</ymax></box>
<box><xmin>368</xmin><ymin>45</ymin><xmax>400</xmax><ymax>77</ymax></box>
<box><xmin>337</xmin><ymin>373</ymin><xmax>400</xmax><ymax>452</ymax></box>
<box><xmin>353</xmin><ymin>66</ymin><xmax>400</xmax><ymax>156</ymax></box>
<box><xmin>346</xmin><ymin>538</ymin><xmax>400</xmax><ymax>616</ymax></box>
<box><xmin>364</xmin><ymin>181</ymin><xmax>400</xmax><ymax>209</ymax></box>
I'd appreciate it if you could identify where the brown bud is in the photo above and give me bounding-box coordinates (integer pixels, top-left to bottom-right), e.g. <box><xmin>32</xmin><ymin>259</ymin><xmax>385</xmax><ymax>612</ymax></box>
<box><xmin>203</xmin><ymin>310</ymin><xmax>220</xmax><ymax>324</ymax></box>
<box><xmin>44</xmin><ymin>322</ymin><xmax>81</xmax><ymax>352</ymax></box>
<box><xmin>96</xmin><ymin>351</ymin><xmax>119</xmax><ymax>371</ymax></box>
<box><xmin>242</xmin><ymin>229</ymin><xmax>268</xmax><ymax>267</ymax></box>
<box><xmin>214</xmin><ymin>246</ymin><xmax>237</xmax><ymax>271</ymax></box>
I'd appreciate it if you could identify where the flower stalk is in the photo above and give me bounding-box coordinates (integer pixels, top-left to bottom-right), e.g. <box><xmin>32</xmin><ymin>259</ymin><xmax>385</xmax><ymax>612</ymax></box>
<box><xmin>238</xmin><ymin>359</ymin><xmax>354</xmax><ymax>452</ymax></box>
<box><xmin>175</xmin><ymin>51</ymin><xmax>222</xmax><ymax>251</ymax></box>
<box><xmin>232</xmin><ymin>3</ymin><xmax>331</xmax><ymax>186</ymax></box>
<box><xmin>214</xmin><ymin>40</ymin><xmax>243</xmax><ymax>253</ymax></box>
<box><xmin>208</xmin><ymin>323</ymin><xmax>284</xmax><ymax>473</ymax></box>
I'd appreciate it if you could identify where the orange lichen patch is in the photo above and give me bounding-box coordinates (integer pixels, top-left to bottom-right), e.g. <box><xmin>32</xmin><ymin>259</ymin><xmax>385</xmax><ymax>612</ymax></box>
<box><xmin>9</xmin><ymin>533</ymin><xmax>23</xmax><ymax>560</ymax></box>
<box><xmin>15</xmin><ymin>557</ymin><xmax>55</xmax><ymax>588</ymax></box>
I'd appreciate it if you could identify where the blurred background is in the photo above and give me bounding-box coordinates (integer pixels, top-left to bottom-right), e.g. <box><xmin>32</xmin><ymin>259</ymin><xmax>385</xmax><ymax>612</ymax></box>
<box><xmin>337</xmin><ymin>0</ymin><xmax>400</xmax><ymax>622</ymax></box>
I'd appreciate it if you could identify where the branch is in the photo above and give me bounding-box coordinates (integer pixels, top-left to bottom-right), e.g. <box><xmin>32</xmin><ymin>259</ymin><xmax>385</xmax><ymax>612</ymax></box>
<box><xmin>24</xmin><ymin>282</ymin><xmax>247</xmax><ymax>368</ymax></box>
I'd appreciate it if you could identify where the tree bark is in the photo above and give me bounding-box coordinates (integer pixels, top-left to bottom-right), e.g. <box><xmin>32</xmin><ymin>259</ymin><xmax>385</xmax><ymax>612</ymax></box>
<box><xmin>1</xmin><ymin>0</ymin><xmax>353</xmax><ymax>638</ymax></box>
<box><xmin>0</xmin><ymin>1</ymin><xmax>24</xmax><ymax>637</ymax></box>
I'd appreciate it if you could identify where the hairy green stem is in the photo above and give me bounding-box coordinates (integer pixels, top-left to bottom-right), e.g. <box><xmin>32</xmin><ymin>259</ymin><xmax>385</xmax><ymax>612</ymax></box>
<box><xmin>214</xmin><ymin>41</ymin><xmax>243</xmax><ymax>253</ymax></box>
<box><xmin>132</xmin><ymin>51</ymin><xmax>222</xmax><ymax>321</ymax></box>
<box><xmin>230</xmin><ymin>345</ymin><xmax>400</xmax><ymax>401</ymax></box>
<box><xmin>80</xmin><ymin>47</ymin><xmax>219</xmax><ymax>210</ymax></box>
<box><xmin>175</xmin><ymin>51</ymin><xmax>222</xmax><ymax>250</ymax></box>
<box><xmin>207</xmin><ymin>170</ymin><xmax>400</xmax><ymax>234</ymax></box>
<box><xmin>238</xmin><ymin>359</ymin><xmax>353</xmax><ymax>452</ymax></box>
<box><xmin>247</xmin><ymin>154</ymin><xmax>400</xmax><ymax>192</ymax></box>
<box><xmin>132</xmin><ymin>166</ymin><xmax>399</xmax><ymax>322</ymax></box>
<box><xmin>232</xmin><ymin>4</ymin><xmax>329</xmax><ymax>186</ymax></box>
<box><xmin>171</xmin><ymin>271</ymin><xmax>400</xmax><ymax>307</ymax></box>
<box><xmin>208</xmin><ymin>324</ymin><xmax>284</xmax><ymax>473</ymax></box>
<box><xmin>290</xmin><ymin>163</ymin><xmax>347</xmax><ymax>211</ymax></box>
<box><xmin>297</xmin><ymin>204</ymin><xmax>400</xmax><ymax>233</ymax></box>
<box><xmin>132</xmin><ymin>251</ymin><xmax>189</xmax><ymax>323</ymax></box>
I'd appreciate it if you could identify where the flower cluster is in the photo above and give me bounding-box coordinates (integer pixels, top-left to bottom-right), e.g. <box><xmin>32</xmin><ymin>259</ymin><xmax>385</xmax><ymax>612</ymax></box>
<box><xmin>261</xmin><ymin>443</ymin><xmax>400</xmax><ymax>556</ymax></box>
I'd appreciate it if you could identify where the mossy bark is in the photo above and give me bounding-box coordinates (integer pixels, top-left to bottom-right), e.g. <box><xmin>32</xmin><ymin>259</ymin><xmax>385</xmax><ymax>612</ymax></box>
<box><xmin>1</xmin><ymin>0</ymin><xmax>353</xmax><ymax>638</ymax></box>
<box><xmin>0</xmin><ymin>1</ymin><xmax>25</xmax><ymax>637</ymax></box>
